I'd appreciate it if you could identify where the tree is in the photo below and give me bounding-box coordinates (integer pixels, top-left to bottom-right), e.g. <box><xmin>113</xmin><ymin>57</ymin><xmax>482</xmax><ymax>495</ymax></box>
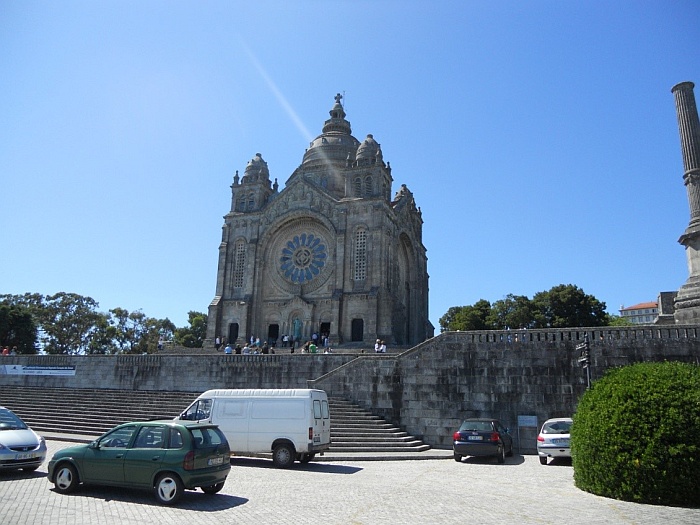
<box><xmin>531</xmin><ymin>284</ymin><xmax>608</xmax><ymax>328</ymax></box>
<box><xmin>440</xmin><ymin>285</ymin><xmax>610</xmax><ymax>331</ymax></box>
<box><xmin>487</xmin><ymin>294</ymin><xmax>535</xmax><ymax>330</ymax></box>
<box><xmin>607</xmin><ymin>314</ymin><xmax>633</xmax><ymax>327</ymax></box>
<box><xmin>0</xmin><ymin>304</ymin><xmax>38</xmax><ymax>354</ymax></box>
<box><xmin>37</xmin><ymin>292</ymin><xmax>103</xmax><ymax>354</ymax></box>
<box><xmin>87</xmin><ymin>313</ymin><xmax>119</xmax><ymax>354</ymax></box>
<box><xmin>439</xmin><ymin>300</ymin><xmax>491</xmax><ymax>332</ymax></box>
<box><xmin>109</xmin><ymin>308</ymin><xmax>150</xmax><ymax>354</ymax></box>
<box><xmin>174</xmin><ymin>311</ymin><xmax>207</xmax><ymax>348</ymax></box>
<box><xmin>137</xmin><ymin>317</ymin><xmax>176</xmax><ymax>354</ymax></box>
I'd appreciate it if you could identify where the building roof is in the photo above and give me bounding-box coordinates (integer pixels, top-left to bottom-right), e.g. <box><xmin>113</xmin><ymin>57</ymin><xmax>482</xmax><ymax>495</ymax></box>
<box><xmin>620</xmin><ymin>302</ymin><xmax>658</xmax><ymax>312</ymax></box>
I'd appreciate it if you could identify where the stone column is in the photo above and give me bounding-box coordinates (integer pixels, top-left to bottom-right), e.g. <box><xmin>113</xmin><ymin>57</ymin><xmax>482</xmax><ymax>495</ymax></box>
<box><xmin>671</xmin><ymin>82</ymin><xmax>700</xmax><ymax>322</ymax></box>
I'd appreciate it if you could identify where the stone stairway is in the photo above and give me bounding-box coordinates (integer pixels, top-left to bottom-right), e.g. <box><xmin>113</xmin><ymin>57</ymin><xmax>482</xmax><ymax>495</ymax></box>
<box><xmin>0</xmin><ymin>386</ymin><xmax>199</xmax><ymax>437</ymax></box>
<box><xmin>0</xmin><ymin>386</ymin><xmax>430</xmax><ymax>453</ymax></box>
<box><xmin>329</xmin><ymin>398</ymin><xmax>430</xmax><ymax>452</ymax></box>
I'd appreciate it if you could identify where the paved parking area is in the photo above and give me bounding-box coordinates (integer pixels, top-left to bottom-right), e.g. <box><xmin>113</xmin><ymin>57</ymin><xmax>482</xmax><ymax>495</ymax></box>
<box><xmin>1</xmin><ymin>440</ymin><xmax>698</xmax><ymax>524</ymax></box>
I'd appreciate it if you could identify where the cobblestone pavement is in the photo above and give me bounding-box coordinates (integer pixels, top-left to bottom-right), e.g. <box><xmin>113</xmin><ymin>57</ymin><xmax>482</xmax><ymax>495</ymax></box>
<box><xmin>1</xmin><ymin>440</ymin><xmax>698</xmax><ymax>525</ymax></box>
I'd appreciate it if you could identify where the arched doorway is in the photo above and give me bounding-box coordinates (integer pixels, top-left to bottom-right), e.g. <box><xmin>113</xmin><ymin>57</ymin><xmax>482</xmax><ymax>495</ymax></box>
<box><xmin>228</xmin><ymin>323</ymin><xmax>239</xmax><ymax>344</ymax></box>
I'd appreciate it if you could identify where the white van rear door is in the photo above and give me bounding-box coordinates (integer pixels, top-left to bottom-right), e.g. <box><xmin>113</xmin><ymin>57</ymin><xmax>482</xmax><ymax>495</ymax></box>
<box><xmin>312</xmin><ymin>395</ymin><xmax>331</xmax><ymax>446</ymax></box>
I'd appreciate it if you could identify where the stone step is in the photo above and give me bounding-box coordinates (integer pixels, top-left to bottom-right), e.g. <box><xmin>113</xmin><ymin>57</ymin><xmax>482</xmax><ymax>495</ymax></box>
<box><xmin>329</xmin><ymin>444</ymin><xmax>431</xmax><ymax>452</ymax></box>
<box><xmin>331</xmin><ymin>435</ymin><xmax>416</xmax><ymax>443</ymax></box>
<box><xmin>0</xmin><ymin>386</ymin><xmax>431</xmax><ymax>455</ymax></box>
<box><xmin>331</xmin><ymin>427</ymin><xmax>403</xmax><ymax>434</ymax></box>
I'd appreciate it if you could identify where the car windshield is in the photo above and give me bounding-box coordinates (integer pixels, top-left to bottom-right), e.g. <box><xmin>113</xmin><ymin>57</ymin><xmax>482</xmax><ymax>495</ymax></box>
<box><xmin>180</xmin><ymin>399</ymin><xmax>213</xmax><ymax>421</ymax></box>
<box><xmin>542</xmin><ymin>421</ymin><xmax>572</xmax><ymax>434</ymax></box>
<box><xmin>459</xmin><ymin>421</ymin><xmax>493</xmax><ymax>432</ymax></box>
<box><xmin>0</xmin><ymin>409</ymin><xmax>28</xmax><ymax>430</ymax></box>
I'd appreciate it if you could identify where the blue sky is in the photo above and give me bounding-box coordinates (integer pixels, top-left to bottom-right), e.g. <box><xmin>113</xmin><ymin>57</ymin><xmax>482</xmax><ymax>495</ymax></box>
<box><xmin>2</xmin><ymin>1</ymin><xmax>699</xmax><ymax>329</ymax></box>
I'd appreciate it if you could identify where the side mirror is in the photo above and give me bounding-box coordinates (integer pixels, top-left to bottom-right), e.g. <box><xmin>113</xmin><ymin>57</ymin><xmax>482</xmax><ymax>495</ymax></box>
<box><xmin>88</xmin><ymin>441</ymin><xmax>100</xmax><ymax>449</ymax></box>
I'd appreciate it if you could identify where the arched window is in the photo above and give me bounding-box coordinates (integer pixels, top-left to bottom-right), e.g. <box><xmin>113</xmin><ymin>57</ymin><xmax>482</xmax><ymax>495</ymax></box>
<box><xmin>236</xmin><ymin>197</ymin><xmax>245</xmax><ymax>212</ymax></box>
<box><xmin>353</xmin><ymin>177</ymin><xmax>362</xmax><ymax>197</ymax></box>
<box><xmin>354</xmin><ymin>229</ymin><xmax>367</xmax><ymax>280</ymax></box>
<box><xmin>233</xmin><ymin>240</ymin><xmax>246</xmax><ymax>288</ymax></box>
<box><xmin>364</xmin><ymin>176</ymin><xmax>373</xmax><ymax>197</ymax></box>
<box><xmin>247</xmin><ymin>193</ymin><xmax>255</xmax><ymax>211</ymax></box>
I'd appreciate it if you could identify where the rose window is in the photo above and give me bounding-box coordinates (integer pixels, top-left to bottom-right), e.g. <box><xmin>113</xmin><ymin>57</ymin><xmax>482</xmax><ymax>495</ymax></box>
<box><xmin>280</xmin><ymin>233</ymin><xmax>327</xmax><ymax>283</ymax></box>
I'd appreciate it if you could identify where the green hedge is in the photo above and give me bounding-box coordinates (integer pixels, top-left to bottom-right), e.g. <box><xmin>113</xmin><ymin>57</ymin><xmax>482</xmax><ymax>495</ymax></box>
<box><xmin>572</xmin><ymin>361</ymin><xmax>700</xmax><ymax>507</ymax></box>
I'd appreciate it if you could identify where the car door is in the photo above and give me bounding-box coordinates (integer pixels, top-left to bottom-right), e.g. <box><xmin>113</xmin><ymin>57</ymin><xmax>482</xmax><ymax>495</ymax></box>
<box><xmin>123</xmin><ymin>425</ymin><xmax>167</xmax><ymax>488</ymax></box>
<box><xmin>497</xmin><ymin>421</ymin><xmax>513</xmax><ymax>451</ymax></box>
<box><xmin>81</xmin><ymin>425</ymin><xmax>137</xmax><ymax>484</ymax></box>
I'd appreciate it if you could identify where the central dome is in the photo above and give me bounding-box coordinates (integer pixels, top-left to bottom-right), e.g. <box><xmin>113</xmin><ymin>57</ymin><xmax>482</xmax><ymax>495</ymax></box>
<box><xmin>301</xmin><ymin>94</ymin><xmax>361</xmax><ymax>168</ymax></box>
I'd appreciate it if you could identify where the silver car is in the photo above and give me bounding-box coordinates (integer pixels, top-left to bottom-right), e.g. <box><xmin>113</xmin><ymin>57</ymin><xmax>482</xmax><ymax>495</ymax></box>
<box><xmin>0</xmin><ymin>406</ymin><xmax>47</xmax><ymax>472</ymax></box>
<box><xmin>537</xmin><ymin>417</ymin><xmax>572</xmax><ymax>465</ymax></box>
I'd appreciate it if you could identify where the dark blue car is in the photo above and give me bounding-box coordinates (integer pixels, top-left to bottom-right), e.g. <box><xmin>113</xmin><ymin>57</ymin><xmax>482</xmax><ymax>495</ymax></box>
<box><xmin>453</xmin><ymin>418</ymin><xmax>514</xmax><ymax>463</ymax></box>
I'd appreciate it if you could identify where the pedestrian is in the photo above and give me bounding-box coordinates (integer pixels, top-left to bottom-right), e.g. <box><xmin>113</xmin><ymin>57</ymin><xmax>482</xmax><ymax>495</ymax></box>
<box><xmin>235</xmin><ymin>344</ymin><xmax>242</xmax><ymax>354</ymax></box>
<box><xmin>2</xmin><ymin>347</ymin><xmax>9</xmax><ymax>356</ymax></box>
<box><xmin>262</xmin><ymin>342</ymin><xmax>269</xmax><ymax>354</ymax></box>
<box><xmin>375</xmin><ymin>339</ymin><xmax>381</xmax><ymax>353</ymax></box>
<box><xmin>309</xmin><ymin>341</ymin><xmax>317</xmax><ymax>354</ymax></box>
<box><xmin>215</xmin><ymin>336</ymin><xmax>222</xmax><ymax>351</ymax></box>
<box><xmin>224</xmin><ymin>343</ymin><xmax>233</xmax><ymax>355</ymax></box>
<box><xmin>379</xmin><ymin>340</ymin><xmax>387</xmax><ymax>353</ymax></box>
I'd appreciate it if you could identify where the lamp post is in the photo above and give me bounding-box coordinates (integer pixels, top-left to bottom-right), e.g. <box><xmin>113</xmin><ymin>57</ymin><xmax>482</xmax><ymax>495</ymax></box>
<box><xmin>576</xmin><ymin>334</ymin><xmax>591</xmax><ymax>389</ymax></box>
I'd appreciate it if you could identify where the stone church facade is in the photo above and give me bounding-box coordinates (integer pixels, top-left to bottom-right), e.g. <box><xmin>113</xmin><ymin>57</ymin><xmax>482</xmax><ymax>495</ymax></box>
<box><xmin>206</xmin><ymin>95</ymin><xmax>432</xmax><ymax>348</ymax></box>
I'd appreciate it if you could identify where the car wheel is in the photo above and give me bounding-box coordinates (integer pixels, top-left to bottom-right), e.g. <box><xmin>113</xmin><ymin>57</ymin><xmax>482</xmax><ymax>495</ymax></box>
<box><xmin>54</xmin><ymin>463</ymin><xmax>79</xmax><ymax>494</ymax></box>
<box><xmin>497</xmin><ymin>445</ymin><xmax>505</xmax><ymax>464</ymax></box>
<box><xmin>453</xmin><ymin>453</ymin><xmax>462</xmax><ymax>462</ymax></box>
<box><xmin>201</xmin><ymin>481</ymin><xmax>225</xmax><ymax>495</ymax></box>
<box><xmin>272</xmin><ymin>443</ymin><xmax>295</xmax><ymax>468</ymax></box>
<box><xmin>539</xmin><ymin>456</ymin><xmax>547</xmax><ymax>465</ymax></box>
<box><xmin>506</xmin><ymin>443</ymin><xmax>514</xmax><ymax>457</ymax></box>
<box><xmin>299</xmin><ymin>453</ymin><xmax>315</xmax><ymax>464</ymax></box>
<box><xmin>154</xmin><ymin>473</ymin><xmax>184</xmax><ymax>505</ymax></box>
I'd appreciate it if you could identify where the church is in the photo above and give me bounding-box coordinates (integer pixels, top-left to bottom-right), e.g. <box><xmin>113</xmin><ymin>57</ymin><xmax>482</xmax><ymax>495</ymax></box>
<box><xmin>206</xmin><ymin>94</ymin><xmax>432</xmax><ymax>348</ymax></box>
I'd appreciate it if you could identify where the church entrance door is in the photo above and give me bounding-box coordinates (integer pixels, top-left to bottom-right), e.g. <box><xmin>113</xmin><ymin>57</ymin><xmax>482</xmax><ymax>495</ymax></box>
<box><xmin>267</xmin><ymin>324</ymin><xmax>279</xmax><ymax>346</ymax></box>
<box><xmin>351</xmin><ymin>319</ymin><xmax>363</xmax><ymax>342</ymax></box>
<box><xmin>228</xmin><ymin>323</ymin><xmax>239</xmax><ymax>345</ymax></box>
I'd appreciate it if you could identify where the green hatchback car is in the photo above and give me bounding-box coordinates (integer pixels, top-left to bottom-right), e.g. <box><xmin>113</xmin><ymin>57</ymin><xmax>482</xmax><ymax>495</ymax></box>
<box><xmin>47</xmin><ymin>420</ymin><xmax>231</xmax><ymax>505</ymax></box>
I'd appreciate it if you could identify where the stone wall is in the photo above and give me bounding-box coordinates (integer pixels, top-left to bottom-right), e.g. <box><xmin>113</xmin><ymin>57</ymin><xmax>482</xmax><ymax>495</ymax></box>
<box><xmin>2</xmin><ymin>326</ymin><xmax>698</xmax><ymax>453</ymax></box>
<box><xmin>309</xmin><ymin>326</ymin><xmax>700</xmax><ymax>452</ymax></box>
<box><xmin>0</xmin><ymin>354</ymin><xmax>355</xmax><ymax>392</ymax></box>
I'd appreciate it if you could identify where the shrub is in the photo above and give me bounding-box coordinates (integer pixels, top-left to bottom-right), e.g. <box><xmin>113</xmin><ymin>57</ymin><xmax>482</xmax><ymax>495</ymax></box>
<box><xmin>572</xmin><ymin>361</ymin><xmax>700</xmax><ymax>507</ymax></box>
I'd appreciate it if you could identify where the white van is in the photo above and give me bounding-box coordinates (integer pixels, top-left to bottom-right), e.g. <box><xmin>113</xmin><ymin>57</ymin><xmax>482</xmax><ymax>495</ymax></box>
<box><xmin>177</xmin><ymin>389</ymin><xmax>331</xmax><ymax>468</ymax></box>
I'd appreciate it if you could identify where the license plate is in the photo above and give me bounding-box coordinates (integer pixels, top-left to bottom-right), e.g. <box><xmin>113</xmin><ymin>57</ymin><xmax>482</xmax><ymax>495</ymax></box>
<box><xmin>552</xmin><ymin>439</ymin><xmax>569</xmax><ymax>445</ymax></box>
<box><xmin>15</xmin><ymin>453</ymin><xmax>37</xmax><ymax>460</ymax></box>
<box><xmin>467</xmin><ymin>435</ymin><xmax>483</xmax><ymax>441</ymax></box>
<box><xmin>208</xmin><ymin>456</ymin><xmax>224</xmax><ymax>466</ymax></box>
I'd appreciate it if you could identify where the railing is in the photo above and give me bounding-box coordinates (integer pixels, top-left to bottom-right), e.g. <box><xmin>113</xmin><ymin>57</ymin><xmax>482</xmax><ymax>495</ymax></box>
<box><xmin>439</xmin><ymin>325</ymin><xmax>700</xmax><ymax>344</ymax></box>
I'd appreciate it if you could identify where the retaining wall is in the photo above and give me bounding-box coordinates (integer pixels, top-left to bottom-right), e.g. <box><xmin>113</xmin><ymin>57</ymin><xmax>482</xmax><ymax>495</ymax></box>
<box><xmin>1</xmin><ymin>326</ymin><xmax>698</xmax><ymax>452</ymax></box>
